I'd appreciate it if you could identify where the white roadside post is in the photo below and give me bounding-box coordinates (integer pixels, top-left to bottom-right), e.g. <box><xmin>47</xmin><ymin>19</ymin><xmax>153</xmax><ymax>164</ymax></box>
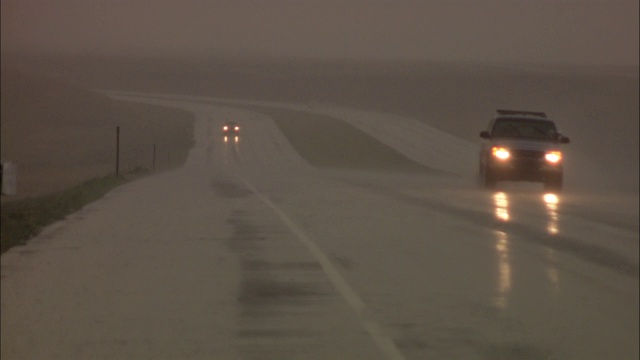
<box><xmin>1</xmin><ymin>161</ymin><xmax>17</xmax><ymax>196</ymax></box>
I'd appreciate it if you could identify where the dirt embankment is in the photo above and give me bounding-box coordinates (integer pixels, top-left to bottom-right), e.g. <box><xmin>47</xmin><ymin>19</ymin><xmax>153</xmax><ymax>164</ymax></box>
<box><xmin>1</xmin><ymin>66</ymin><xmax>194</xmax><ymax>201</ymax></box>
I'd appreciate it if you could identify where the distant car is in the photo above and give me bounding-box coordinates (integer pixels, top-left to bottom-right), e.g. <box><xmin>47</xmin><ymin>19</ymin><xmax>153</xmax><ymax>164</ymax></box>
<box><xmin>222</xmin><ymin>122</ymin><xmax>240</xmax><ymax>136</ymax></box>
<box><xmin>479</xmin><ymin>109</ymin><xmax>570</xmax><ymax>191</ymax></box>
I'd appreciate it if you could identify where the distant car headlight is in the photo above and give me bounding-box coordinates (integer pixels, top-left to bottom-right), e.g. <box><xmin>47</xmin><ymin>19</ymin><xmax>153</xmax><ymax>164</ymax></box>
<box><xmin>223</xmin><ymin>126</ymin><xmax>229</xmax><ymax>131</ymax></box>
<box><xmin>234</xmin><ymin>126</ymin><xmax>240</xmax><ymax>131</ymax></box>
<box><xmin>545</xmin><ymin>151</ymin><xmax>562</xmax><ymax>163</ymax></box>
<box><xmin>492</xmin><ymin>147</ymin><xmax>510</xmax><ymax>160</ymax></box>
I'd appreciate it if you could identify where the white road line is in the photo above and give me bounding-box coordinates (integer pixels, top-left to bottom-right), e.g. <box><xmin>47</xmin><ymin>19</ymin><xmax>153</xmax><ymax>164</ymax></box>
<box><xmin>237</xmin><ymin>175</ymin><xmax>407</xmax><ymax>360</ymax></box>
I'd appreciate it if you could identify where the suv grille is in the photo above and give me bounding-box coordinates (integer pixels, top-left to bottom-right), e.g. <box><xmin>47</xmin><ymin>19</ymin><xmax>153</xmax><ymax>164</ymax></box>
<box><xmin>511</xmin><ymin>149</ymin><xmax>544</xmax><ymax>160</ymax></box>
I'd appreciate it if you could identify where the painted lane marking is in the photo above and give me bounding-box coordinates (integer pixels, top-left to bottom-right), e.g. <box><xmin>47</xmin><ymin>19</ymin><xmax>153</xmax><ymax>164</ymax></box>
<box><xmin>237</xmin><ymin>176</ymin><xmax>406</xmax><ymax>360</ymax></box>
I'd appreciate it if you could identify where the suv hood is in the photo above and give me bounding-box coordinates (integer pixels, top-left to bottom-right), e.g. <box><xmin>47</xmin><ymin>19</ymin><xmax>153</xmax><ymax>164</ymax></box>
<box><xmin>492</xmin><ymin>139</ymin><xmax>561</xmax><ymax>151</ymax></box>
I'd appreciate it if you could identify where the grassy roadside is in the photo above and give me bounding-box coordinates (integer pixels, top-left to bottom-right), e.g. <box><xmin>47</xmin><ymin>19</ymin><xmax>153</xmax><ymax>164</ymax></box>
<box><xmin>1</xmin><ymin>170</ymin><xmax>146</xmax><ymax>254</ymax></box>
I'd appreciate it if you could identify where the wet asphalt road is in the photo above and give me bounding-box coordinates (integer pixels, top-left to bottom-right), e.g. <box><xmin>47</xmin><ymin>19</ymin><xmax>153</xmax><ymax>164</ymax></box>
<box><xmin>2</xmin><ymin>97</ymin><xmax>638</xmax><ymax>359</ymax></box>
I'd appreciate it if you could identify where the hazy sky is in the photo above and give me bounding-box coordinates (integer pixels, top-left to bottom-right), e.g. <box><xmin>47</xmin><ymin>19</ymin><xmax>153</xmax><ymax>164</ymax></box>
<box><xmin>2</xmin><ymin>0</ymin><xmax>638</xmax><ymax>65</ymax></box>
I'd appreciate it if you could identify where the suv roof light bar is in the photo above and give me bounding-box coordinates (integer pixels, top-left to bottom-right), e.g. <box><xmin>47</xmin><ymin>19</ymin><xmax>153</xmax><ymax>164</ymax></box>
<box><xmin>496</xmin><ymin>109</ymin><xmax>547</xmax><ymax>118</ymax></box>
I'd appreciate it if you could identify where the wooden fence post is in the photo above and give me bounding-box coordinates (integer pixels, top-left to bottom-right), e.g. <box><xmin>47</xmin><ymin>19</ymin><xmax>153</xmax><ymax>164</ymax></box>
<box><xmin>116</xmin><ymin>126</ymin><xmax>120</xmax><ymax>176</ymax></box>
<box><xmin>153</xmin><ymin>144</ymin><xmax>156</xmax><ymax>171</ymax></box>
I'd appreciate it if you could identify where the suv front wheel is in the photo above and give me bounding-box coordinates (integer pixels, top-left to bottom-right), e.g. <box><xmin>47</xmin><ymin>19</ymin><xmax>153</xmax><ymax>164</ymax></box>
<box><xmin>480</xmin><ymin>164</ymin><xmax>497</xmax><ymax>189</ymax></box>
<box><xmin>544</xmin><ymin>174</ymin><xmax>563</xmax><ymax>191</ymax></box>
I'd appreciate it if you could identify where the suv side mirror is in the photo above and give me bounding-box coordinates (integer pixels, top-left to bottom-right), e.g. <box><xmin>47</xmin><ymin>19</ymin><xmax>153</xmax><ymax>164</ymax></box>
<box><xmin>480</xmin><ymin>131</ymin><xmax>491</xmax><ymax>139</ymax></box>
<box><xmin>559</xmin><ymin>136</ymin><xmax>570</xmax><ymax>144</ymax></box>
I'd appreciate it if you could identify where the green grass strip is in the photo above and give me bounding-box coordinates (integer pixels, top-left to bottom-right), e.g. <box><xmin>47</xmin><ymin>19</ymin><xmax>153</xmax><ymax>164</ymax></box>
<box><xmin>1</xmin><ymin>170</ymin><xmax>146</xmax><ymax>254</ymax></box>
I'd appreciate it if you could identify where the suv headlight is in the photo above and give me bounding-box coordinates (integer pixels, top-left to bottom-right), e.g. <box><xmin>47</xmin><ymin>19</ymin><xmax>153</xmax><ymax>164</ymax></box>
<box><xmin>492</xmin><ymin>147</ymin><xmax>510</xmax><ymax>160</ymax></box>
<box><xmin>545</xmin><ymin>151</ymin><xmax>562</xmax><ymax>163</ymax></box>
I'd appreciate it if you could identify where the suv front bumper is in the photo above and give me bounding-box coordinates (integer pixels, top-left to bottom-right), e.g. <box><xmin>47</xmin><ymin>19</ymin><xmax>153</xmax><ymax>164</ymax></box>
<box><xmin>488</xmin><ymin>159</ymin><xmax>563</xmax><ymax>182</ymax></box>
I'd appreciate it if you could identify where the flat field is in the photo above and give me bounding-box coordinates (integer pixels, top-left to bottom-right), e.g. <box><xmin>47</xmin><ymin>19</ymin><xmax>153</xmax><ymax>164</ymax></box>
<box><xmin>1</xmin><ymin>64</ymin><xmax>195</xmax><ymax>201</ymax></box>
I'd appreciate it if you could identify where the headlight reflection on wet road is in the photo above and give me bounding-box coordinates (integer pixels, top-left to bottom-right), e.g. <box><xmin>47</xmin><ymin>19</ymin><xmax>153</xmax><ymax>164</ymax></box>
<box><xmin>490</xmin><ymin>191</ymin><xmax>564</xmax><ymax>304</ymax></box>
<box><xmin>493</xmin><ymin>192</ymin><xmax>510</xmax><ymax>222</ymax></box>
<box><xmin>542</xmin><ymin>193</ymin><xmax>562</xmax><ymax>294</ymax></box>
<box><xmin>543</xmin><ymin>193</ymin><xmax>560</xmax><ymax>235</ymax></box>
<box><xmin>494</xmin><ymin>230</ymin><xmax>512</xmax><ymax>310</ymax></box>
<box><xmin>223</xmin><ymin>135</ymin><xmax>240</xmax><ymax>144</ymax></box>
<box><xmin>223</xmin><ymin>135</ymin><xmax>241</xmax><ymax>165</ymax></box>
<box><xmin>491</xmin><ymin>192</ymin><xmax>512</xmax><ymax>310</ymax></box>
<box><xmin>492</xmin><ymin>191</ymin><xmax>561</xmax><ymax>234</ymax></box>
<box><xmin>545</xmin><ymin>247</ymin><xmax>561</xmax><ymax>295</ymax></box>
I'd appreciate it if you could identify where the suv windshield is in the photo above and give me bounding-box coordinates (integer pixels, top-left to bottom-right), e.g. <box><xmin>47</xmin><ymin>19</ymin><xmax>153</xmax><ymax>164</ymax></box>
<box><xmin>491</xmin><ymin>118</ymin><xmax>558</xmax><ymax>141</ymax></box>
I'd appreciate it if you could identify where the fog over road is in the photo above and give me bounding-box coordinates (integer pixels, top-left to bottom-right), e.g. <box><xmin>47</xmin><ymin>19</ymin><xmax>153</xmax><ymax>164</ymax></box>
<box><xmin>2</xmin><ymin>95</ymin><xmax>638</xmax><ymax>359</ymax></box>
